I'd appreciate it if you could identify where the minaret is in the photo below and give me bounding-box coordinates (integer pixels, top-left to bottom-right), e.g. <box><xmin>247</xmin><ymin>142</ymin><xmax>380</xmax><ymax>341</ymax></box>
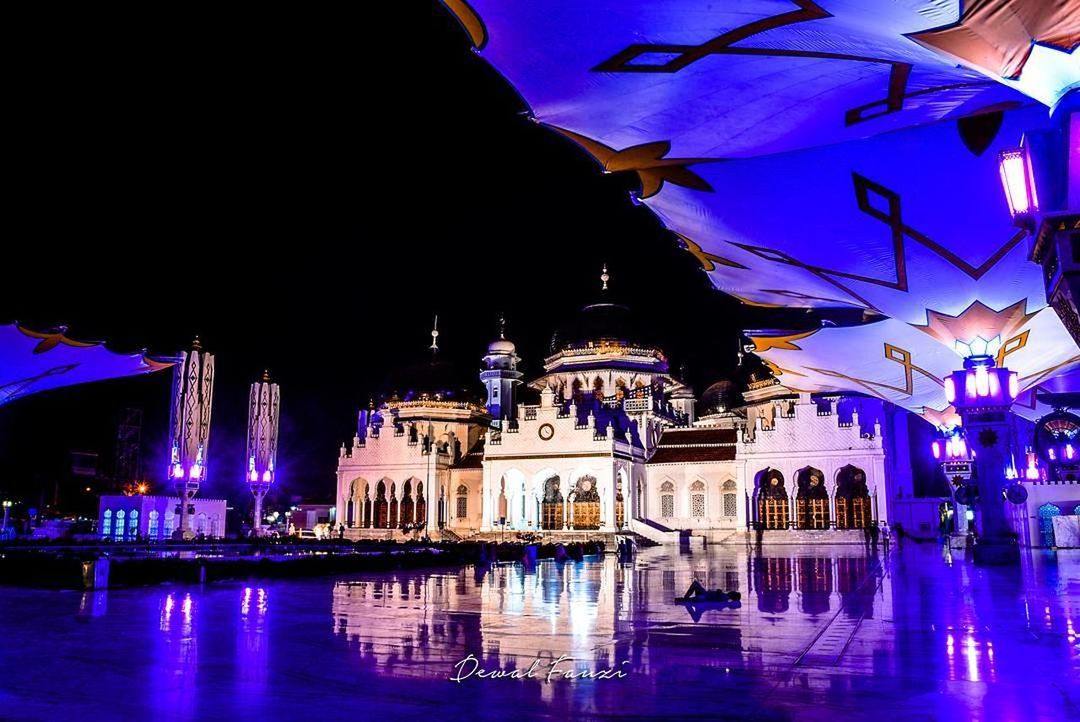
<box><xmin>246</xmin><ymin>370</ymin><xmax>280</xmax><ymax>535</ymax></box>
<box><xmin>480</xmin><ymin>314</ymin><xmax>523</xmax><ymax>428</ymax></box>
<box><xmin>167</xmin><ymin>337</ymin><xmax>215</xmax><ymax>539</ymax></box>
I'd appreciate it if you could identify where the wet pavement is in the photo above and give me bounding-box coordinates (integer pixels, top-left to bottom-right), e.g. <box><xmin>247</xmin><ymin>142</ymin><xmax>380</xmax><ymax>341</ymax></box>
<box><xmin>0</xmin><ymin>542</ymin><xmax>1077</xmax><ymax>721</ymax></box>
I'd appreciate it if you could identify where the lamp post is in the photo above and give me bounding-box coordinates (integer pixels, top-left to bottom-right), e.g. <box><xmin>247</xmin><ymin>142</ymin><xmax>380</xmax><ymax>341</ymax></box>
<box><xmin>167</xmin><ymin>338</ymin><xmax>215</xmax><ymax>540</ymax></box>
<box><xmin>246</xmin><ymin>371</ymin><xmax>280</xmax><ymax>536</ymax></box>
<box><xmin>944</xmin><ymin>342</ymin><xmax>1021</xmax><ymax>564</ymax></box>
<box><xmin>1</xmin><ymin>500</ymin><xmax>12</xmax><ymax>532</ymax></box>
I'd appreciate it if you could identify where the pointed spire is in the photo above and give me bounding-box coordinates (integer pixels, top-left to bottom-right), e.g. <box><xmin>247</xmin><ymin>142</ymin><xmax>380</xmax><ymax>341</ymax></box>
<box><xmin>600</xmin><ymin>263</ymin><xmax>610</xmax><ymax>291</ymax></box>
<box><xmin>429</xmin><ymin>315</ymin><xmax>440</xmax><ymax>357</ymax></box>
<box><xmin>497</xmin><ymin>313</ymin><xmax>506</xmax><ymax>340</ymax></box>
<box><xmin>261</xmin><ymin>369</ymin><xmax>272</xmax><ymax>383</ymax></box>
<box><xmin>191</xmin><ymin>335</ymin><xmax>203</xmax><ymax>352</ymax></box>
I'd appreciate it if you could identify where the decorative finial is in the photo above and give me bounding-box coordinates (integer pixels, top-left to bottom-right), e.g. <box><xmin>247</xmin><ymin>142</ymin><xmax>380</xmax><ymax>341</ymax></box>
<box><xmin>600</xmin><ymin>263</ymin><xmax>610</xmax><ymax>291</ymax></box>
<box><xmin>497</xmin><ymin>313</ymin><xmax>506</xmax><ymax>340</ymax></box>
<box><xmin>191</xmin><ymin>335</ymin><xmax>203</xmax><ymax>351</ymax></box>
<box><xmin>261</xmin><ymin>369</ymin><xmax>271</xmax><ymax>383</ymax></box>
<box><xmin>430</xmin><ymin>315</ymin><xmax>439</xmax><ymax>356</ymax></box>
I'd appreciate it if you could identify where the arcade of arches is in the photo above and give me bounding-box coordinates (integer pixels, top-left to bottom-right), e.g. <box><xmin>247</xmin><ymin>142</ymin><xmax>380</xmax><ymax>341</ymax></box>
<box><xmin>756</xmin><ymin>465</ymin><xmax>873</xmax><ymax>531</ymax></box>
<box><xmin>345</xmin><ymin>478</ymin><xmax>430</xmax><ymax>530</ymax></box>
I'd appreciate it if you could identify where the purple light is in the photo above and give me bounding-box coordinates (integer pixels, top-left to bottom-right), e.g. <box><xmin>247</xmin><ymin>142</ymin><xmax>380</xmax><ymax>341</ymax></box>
<box><xmin>171</xmin><ymin>463</ymin><xmax>183</xmax><ymax>479</ymax></box>
<box><xmin>1067</xmin><ymin>443</ymin><xmax>1075</xmax><ymax>460</ymax></box>
<box><xmin>262</xmin><ymin>470</ymin><xmax>272</xmax><ymax>483</ymax></box>
<box><xmin>932</xmin><ymin>440</ymin><xmax>941</xmax><ymax>459</ymax></box>
<box><xmin>250</xmin><ymin>469</ymin><xmax>258</xmax><ymax>482</ymax></box>
<box><xmin>999</xmin><ymin>148</ymin><xmax>1037</xmax><ymax>217</ymax></box>
<box><xmin>944</xmin><ymin>377</ymin><xmax>956</xmax><ymax>403</ymax></box>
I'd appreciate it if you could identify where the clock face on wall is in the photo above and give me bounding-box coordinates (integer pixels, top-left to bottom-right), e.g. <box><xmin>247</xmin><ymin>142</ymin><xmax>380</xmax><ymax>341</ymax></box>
<box><xmin>538</xmin><ymin>423</ymin><xmax>555</xmax><ymax>441</ymax></box>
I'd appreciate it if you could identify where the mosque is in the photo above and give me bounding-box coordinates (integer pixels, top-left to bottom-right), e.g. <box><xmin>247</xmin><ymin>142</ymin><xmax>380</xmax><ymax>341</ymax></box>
<box><xmin>334</xmin><ymin>269</ymin><xmax>902</xmax><ymax>545</ymax></box>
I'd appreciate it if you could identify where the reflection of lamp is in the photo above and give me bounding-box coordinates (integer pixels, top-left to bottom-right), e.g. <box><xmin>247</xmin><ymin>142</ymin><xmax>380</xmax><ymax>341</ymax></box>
<box><xmin>998</xmin><ymin>147</ymin><xmax>1038</xmax><ymax>219</ymax></box>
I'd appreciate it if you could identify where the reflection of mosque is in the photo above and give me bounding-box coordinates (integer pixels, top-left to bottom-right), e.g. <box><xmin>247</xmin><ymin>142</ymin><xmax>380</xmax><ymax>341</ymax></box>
<box><xmin>330</xmin><ymin>547</ymin><xmax>895</xmax><ymax>697</ymax></box>
<box><xmin>336</xmin><ymin>269</ymin><xmax>895</xmax><ymax>545</ymax></box>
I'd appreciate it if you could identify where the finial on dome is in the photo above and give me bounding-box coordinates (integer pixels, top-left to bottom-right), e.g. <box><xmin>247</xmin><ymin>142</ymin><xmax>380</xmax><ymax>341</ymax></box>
<box><xmin>191</xmin><ymin>335</ymin><xmax>203</xmax><ymax>351</ymax></box>
<box><xmin>429</xmin><ymin>315</ymin><xmax>439</xmax><ymax>357</ymax></box>
<box><xmin>261</xmin><ymin>369</ymin><xmax>271</xmax><ymax>383</ymax></box>
<box><xmin>600</xmin><ymin>263</ymin><xmax>610</xmax><ymax>291</ymax></box>
<box><xmin>497</xmin><ymin>313</ymin><xmax>506</xmax><ymax>340</ymax></box>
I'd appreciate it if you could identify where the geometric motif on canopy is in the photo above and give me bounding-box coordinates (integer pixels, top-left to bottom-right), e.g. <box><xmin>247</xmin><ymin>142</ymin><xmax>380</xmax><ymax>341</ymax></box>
<box><xmin>0</xmin><ymin>324</ymin><xmax>174</xmax><ymax>406</ymax></box>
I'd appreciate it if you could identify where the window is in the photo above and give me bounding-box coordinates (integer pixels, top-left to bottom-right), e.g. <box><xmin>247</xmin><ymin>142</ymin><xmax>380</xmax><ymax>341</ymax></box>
<box><xmin>102</xmin><ymin>510</ymin><xmax>112</xmax><ymax>539</ymax></box>
<box><xmin>211</xmin><ymin>514</ymin><xmax>220</xmax><ymax>537</ymax></box>
<box><xmin>115</xmin><ymin>510</ymin><xmax>126</xmax><ymax>541</ymax></box>
<box><xmin>129</xmin><ymin>509</ymin><xmax>139</xmax><ymax>538</ymax></box>
<box><xmin>660</xmin><ymin>481</ymin><xmax>675</xmax><ymax>518</ymax></box>
<box><xmin>724</xmin><ymin>493</ymin><xmax>737</xmax><ymax>517</ymax></box>
<box><xmin>148</xmin><ymin>511</ymin><xmax>160</xmax><ymax>540</ymax></box>
<box><xmin>164</xmin><ymin>511</ymin><xmax>176</xmax><ymax>536</ymax></box>
<box><xmin>197</xmin><ymin>513</ymin><xmax>207</xmax><ymax>535</ymax></box>
<box><xmin>690</xmin><ymin>480</ymin><xmax>706</xmax><ymax>518</ymax></box>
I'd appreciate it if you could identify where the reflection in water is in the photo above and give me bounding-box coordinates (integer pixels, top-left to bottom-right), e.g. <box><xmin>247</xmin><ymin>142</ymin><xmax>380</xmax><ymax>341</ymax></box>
<box><xmin>1</xmin><ymin>545</ymin><xmax>1079</xmax><ymax>720</ymax></box>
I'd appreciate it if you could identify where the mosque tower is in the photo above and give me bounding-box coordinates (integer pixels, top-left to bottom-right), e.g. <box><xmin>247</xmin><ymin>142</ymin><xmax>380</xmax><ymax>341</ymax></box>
<box><xmin>246</xmin><ymin>370</ymin><xmax>280</xmax><ymax>535</ymax></box>
<box><xmin>480</xmin><ymin>314</ymin><xmax>522</xmax><ymax>429</ymax></box>
<box><xmin>167</xmin><ymin>337</ymin><xmax>215</xmax><ymax>539</ymax></box>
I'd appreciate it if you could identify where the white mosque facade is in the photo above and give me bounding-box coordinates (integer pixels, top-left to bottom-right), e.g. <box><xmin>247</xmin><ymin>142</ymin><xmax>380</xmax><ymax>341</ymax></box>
<box><xmin>334</xmin><ymin>290</ymin><xmax>896</xmax><ymax>545</ymax></box>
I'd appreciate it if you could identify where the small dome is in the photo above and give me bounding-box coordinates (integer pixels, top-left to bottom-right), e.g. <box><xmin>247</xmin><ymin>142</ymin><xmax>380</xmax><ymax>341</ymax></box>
<box><xmin>487</xmin><ymin>338</ymin><xmax>517</xmax><ymax>355</ymax></box>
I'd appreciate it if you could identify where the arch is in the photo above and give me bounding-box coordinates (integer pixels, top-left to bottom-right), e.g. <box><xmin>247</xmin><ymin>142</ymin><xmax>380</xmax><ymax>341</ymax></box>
<box><xmin>148</xmin><ymin>510</ymin><xmax>160</xmax><ymax>540</ymax></box>
<box><xmin>164</xmin><ymin>510</ymin><xmax>176</xmax><ymax>537</ymax></box>
<box><xmin>796</xmin><ymin>467</ymin><xmax>829</xmax><ymax>530</ymax></box>
<box><xmin>456</xmin><ymin>484</ymin><xmax>469</xmax><ymax>520</ymax></box>
<box><xmin>756</xmin><ymin>468</ymin><xmax>789</xmax><ymax>530</ymax></box>
<box><xmin>400</xmin><ymin>479</ymin><xmax>415</xmax><ymax>528</ymax></box>
<box><xmin>615</xmin><ymin>470</ymin><xmax>627</xmax><ymax>529</ymax></box>
<box><xmin>593</xmin><ymin>376</ymin><xmax>605</xmax><ymax>397</ymax></box>
<box><xmin>660</xmin><ymin>480</ymin><xmax>675</xmax><ymax>518</ymax></box>
<box><xmin>375</xmin><ymin>480</ymin><xmax>389</xmax><ymax>529</ymax></box>
<box><xmin>129</xmin><ymin>509</ymin><xmax>139</xmax><ymax>539</ymax></box>
<box><xmin>1038</xmin><ymin>503</ymin><xmax>1062</xmax><ymax>547</ymax></box>
<box><xmin>196</xmin><ymin>512</ymin><xmax>207</xmax><ymax>536</ymax></box>
<box><xmin>415</xmin><ymin>480</ymin><xmax>427</xmax><ymax>528</ymax></box>
<box><xmin>571</xmin><ymin>378</ymin><xmax>584</xmax><ymax>403</ymax></box>
<box><xmin>114</xmin><ymin>509</ymin><xmax>126</xmax><ymax>541</ymax></box>
<box><xmin>540</xmin><ymin>475</ymin><xmax>563</xmax><ymax>530</ymax></box>
<box><xmin>102</xmin><ymin>509</ymin><xmax>112</xmax><ymax>539</ymax></box>
<box><xmin>362</xmin><ymin>482</ymin><xmax>372</xmax><ymax>528</ymax></box>
<box><xmin>571</xmin><ymin>475</ymin><xmax>600</xmax><ymax>530</ymax></box>
<box><xmin>388</xmin><ymin>481</ymin><xmax>399</xmax><ymax>529</ymax></box>
<box><xmin>210</xmin><ymin>513</ymin><xmax>221</xmax><ymax>537</ymax></box>
<box><xmin>835</xmin><ymin>465</ymin><xmax>871</xmax><ymax>530</ymax></box>
<box><xmin>497</xmin><ymin>476</ymin><xmax>509</xmax><ymax>525</ymax></box>
<box><xmin>690</xmin><ymin>479</ymin><xmax>706</xmax><ymax>518</ymax></box>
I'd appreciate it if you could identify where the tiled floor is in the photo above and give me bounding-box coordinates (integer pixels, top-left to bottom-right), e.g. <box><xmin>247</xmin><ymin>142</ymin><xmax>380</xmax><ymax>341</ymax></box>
<box><xmin>0</xmin><ymin>542</ymin><xmax>1077</xmax><ymax>721</ymax></box>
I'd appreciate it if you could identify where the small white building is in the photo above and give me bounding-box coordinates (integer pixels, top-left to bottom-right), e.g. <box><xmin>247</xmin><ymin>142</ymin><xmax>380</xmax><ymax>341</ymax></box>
<box><xmin>98</xmin><ymin>495</ymin><xmax>227</xmax><ymax>540</ymax></box>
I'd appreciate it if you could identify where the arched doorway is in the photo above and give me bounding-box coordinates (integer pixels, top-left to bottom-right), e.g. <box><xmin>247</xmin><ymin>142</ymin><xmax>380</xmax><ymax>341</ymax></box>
<box><xmin>835</xmin><ymin>466</ymin><xmax>871</xmax><ymax>529</ymax></box>
<box><xmin>362</xmin><ymin>483</ymin><xmax>372</xmax><ymax>528</ymax></box>
<box><xmin>415</xmin><ymin>482</ymin><xmax>426</xmax><ymax>528</ymax></box>
<box><xmin>375</xmin><ymin>481</ymin><xmax>388</xmax><ymax>528</ymax></box>
<box><xmin>615</xmin><ymin>474</ymin><xmax>626</xmax><ymax>529</ymax></box>
<box><xmin>1038</xmin><ymin>503</ymin><xmax>1062</xmax><ymax>546</ymax></box>
<box><xmin>571</xmin><ymin>475</ymin><xmax>600</xmax><ymax>530</ymax></box>
<box><xmin>497</xmin><ymin>477</ymin><xmax>508</xmax><ymax>526</ymax></box>
<box><xmin>757</xmin><ymin>469</ymin><xmax>789</xmax><ymax>530</ymax></box>
<box><xmin>541</xmin><ymin>476</ymin><xmax>563</xmax><ymax>530</ymax></box>
<box><xmin>388</xmin><ymin>482</ymin><xmax>399</xmax><ymax>529</ymax></box>
<box><xmin>796</xmin><ymin>467</ymin><xmax>829</xmax><ymax>529</ymax></box>
<box><xmin>400</xmin><ymin>480</ymin><xmax>415</xmax><ymax>528</ymax></box>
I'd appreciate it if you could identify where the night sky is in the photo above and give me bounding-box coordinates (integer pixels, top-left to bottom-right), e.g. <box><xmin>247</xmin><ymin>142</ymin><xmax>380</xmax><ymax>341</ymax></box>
<box><xmin>1</xmin><ymin>4</ymin><xmax>806</xmax><ymax>515</ymax></box>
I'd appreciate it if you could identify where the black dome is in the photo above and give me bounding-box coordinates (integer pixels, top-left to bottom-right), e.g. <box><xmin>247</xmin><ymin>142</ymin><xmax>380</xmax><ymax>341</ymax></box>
<box><xmin>381</xmin><ymin>358</ymin><xmax>482</xmax><ymax>404</ymax></box>
<box><xmin>552</xmin><ymin>301</ymin><xmax>651</xmax><ymax>351</ymax></box>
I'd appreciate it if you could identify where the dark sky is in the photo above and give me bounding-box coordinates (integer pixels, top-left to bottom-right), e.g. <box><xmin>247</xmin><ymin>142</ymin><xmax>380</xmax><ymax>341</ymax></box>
<box><xmin>1</xmin><ymin>4</ymin><xmax>799</xmax><ymax>513</ymax></box>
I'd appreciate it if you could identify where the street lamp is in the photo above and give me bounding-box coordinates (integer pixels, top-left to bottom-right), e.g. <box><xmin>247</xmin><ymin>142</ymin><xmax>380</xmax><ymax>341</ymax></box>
<box><xmin>1</xmin><ymin>500</ymin><xmax>12</xmax><ymax>532</ymax></box>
